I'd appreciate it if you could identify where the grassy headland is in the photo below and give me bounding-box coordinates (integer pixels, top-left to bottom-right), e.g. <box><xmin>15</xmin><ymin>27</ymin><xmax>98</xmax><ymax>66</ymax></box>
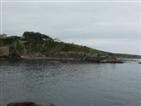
<box><xmin>0</xmin><ymin>32</ymin><xmax>140</xmax><ymax>63</ymax></box>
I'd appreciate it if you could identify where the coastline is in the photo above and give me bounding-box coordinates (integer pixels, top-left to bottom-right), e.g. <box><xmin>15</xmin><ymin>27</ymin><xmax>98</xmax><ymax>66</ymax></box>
<box><xmin>0</xmin><ymin>32</ymin><xmax>141</xmax><ymax>64</ymax></box>
<box><xmin>0</xmin><ymin>55</ymin><xmax>124</xmax><ymax>63</ymax></box>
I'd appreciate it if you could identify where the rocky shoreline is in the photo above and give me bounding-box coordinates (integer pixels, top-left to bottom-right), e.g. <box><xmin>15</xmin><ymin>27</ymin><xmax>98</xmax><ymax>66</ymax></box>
<box><xmin>0</xmin><ymin>55</ymin><xmax>124</xmax><ymax>63</ymax></box>
<box><xmin>0</xmin><ymin>46</ymin><xmax>123</xmax><ymax>63</ymax></box>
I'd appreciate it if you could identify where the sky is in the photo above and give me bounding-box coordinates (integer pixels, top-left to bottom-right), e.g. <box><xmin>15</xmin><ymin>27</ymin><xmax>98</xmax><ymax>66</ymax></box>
<box><xmin>0</xmin><ymin>1</ymin><xmax>141</xmax><ymax>55</ymax></box>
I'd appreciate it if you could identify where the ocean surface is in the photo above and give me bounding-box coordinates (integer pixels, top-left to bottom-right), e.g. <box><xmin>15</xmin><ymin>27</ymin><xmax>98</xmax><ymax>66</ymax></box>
<box><xmin>0</xmin><ymin>60</ymin><xmax>141</xmax><ymax>106</ymax></box>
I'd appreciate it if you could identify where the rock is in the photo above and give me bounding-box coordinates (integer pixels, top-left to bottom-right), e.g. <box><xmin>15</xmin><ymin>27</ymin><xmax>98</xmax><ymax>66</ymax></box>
<box><xmin>0</xmin><ymin>46</ymin><xmax>21</xmax><ymax>60</ymax></box>
<box><xmin>8</xmin><ymin>46</ymin><xmax>21</xmax><ymax>60</ymax></box>
<box><xmin>7</xmin><ymin>102</ymin><xmax>41</xmax><ymax>106</ymax></box>
<box><xmin>0</xmin><ymin>46</ymin><xmax>9</xmax><ymax>57</ymax></box>
<box><xmin>48</xmin><ymin>104</ymin><xmax>56</xmax><ymax>106</ymax></box>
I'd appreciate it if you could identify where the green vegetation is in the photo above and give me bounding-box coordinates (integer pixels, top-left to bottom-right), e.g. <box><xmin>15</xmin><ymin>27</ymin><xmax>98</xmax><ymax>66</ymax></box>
<box><xmin>0</xmin><ymin>31</ymin><xmax>140</xmax><ymax>62</ymax></box>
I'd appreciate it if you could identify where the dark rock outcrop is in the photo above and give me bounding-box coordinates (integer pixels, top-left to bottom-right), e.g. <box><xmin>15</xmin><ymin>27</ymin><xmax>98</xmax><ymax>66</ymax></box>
<box><xmin>9</xmin><ymin>46</ymin><xmax>21</xmax><ymax>60</ymax></box>
<box><xmin>7</xmin><ymin>102</ymin><xmax>41</xmax><ymax>106</ymax></box>
<box><xmin>6</xmin><ymin>102</ymin><xmax>56</xmax><ymax>106</ymax></box>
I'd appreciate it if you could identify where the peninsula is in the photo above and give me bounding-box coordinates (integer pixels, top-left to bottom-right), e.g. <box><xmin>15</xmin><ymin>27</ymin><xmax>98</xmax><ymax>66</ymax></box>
<box><xmin>0</xmin><ymin>32</ymin><xmax>140</xmax><ymax>63</ymax></box>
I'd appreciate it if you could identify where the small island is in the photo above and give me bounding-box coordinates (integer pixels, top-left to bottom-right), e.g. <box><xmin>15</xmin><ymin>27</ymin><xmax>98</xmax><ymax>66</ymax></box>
<box><xmin>0</xmin><ymin>32</ymin><xmax>140</xmax><ymax>63</ymax></box>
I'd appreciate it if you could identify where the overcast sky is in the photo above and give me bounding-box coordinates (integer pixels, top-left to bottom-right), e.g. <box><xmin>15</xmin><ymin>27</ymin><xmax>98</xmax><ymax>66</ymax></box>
<box><xmin>0</xmin><ymin>1</ymin><xmax>141</xmax><ymax>55</ymax></box>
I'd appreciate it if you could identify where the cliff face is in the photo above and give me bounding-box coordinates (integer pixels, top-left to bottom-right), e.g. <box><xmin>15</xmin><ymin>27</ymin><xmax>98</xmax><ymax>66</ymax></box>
<box><xmin>0</xmin><ymin>46</ymin><xmax>21</xmax><ymax>60</ymax></box>
<box><xmin>0</xmin><ymin>46</ymin><xmax>9</xmax><ymax>57</ymax></box>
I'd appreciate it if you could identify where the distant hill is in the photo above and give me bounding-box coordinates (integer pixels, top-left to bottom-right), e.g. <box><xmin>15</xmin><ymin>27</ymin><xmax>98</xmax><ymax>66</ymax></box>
<box><xmin>0</xmin><ymin>31</ymin><xmax>140</xmax><ymax>63</ymax></box>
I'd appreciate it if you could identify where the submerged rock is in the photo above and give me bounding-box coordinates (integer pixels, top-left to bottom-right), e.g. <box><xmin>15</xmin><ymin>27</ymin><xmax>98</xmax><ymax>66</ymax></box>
<box><xmin>6</xmin><ymin>102</ymin><xmax>56</xmax><ymax>106</ymax></box>
<box><xmin>6</xmin><ymin>102</ymin><xmax>41</xmax><ymax>106</ymax></box>
<box><xmin>48</xmin><ymin>104</ymin><xmax>56</xmax><ymax>106</ymax></box>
